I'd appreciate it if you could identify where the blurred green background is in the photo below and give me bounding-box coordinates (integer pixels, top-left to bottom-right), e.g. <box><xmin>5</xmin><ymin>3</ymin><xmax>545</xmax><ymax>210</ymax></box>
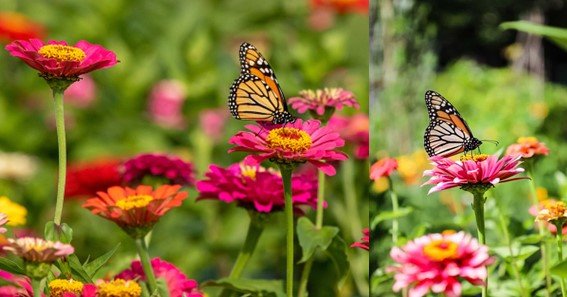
<box><xmin>0</xmin><ymin>0</ymin><xmax>369</xmax><ymax>296</ymax></box>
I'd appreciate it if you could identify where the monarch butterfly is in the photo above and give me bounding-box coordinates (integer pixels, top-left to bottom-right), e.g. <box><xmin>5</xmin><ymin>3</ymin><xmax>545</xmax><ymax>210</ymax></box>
<box><xmin>228</xmin><ymin>42</ymin><xmax>295</xmax><ymax>124</ymax></box>
<box><xmin>423</xmin><ymin>90</ymin><xmax>482</xmax><ymax>157</ymax></box>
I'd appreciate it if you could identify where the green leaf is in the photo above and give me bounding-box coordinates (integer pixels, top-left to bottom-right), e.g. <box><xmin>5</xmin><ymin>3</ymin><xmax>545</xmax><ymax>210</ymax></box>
<box><xmin>60</xmin><ymin>223</ymin><xmax>73</xmax><ymax>243</ymax></box>
<box><xmin>516</xmin><ymin>234</ymin><xmax>543</xmax><ymax>244</ymax></box>
<box><xmin>66</xmin><ymin>254</ymin><xmax>93</xmax><ymax>283</ymax></box>
<box><xmin>492</xmin><ymin>245</ymin><xmax>539</xmax><ymax>261</ymax></box>
<box><xmin>322</xmin><ymin>234</ymin><xmax>350</xmax><ymax>283</ymax></box>
<box><xmin>296</xmin><ymin>217</ymin><xmax>339</xmax><ymax>263</ymax></box>
<box><xmin>44</xmin><ymin>222</ymin><xmax>73</xmax><ymax>243</ymax></box>
<box><xmin>0</xmin><ymin>257</ymin><xmax>24</xmax><ymax>275</ymax></box>
<box><xmin>44</xmin><ymin>221</ymin><xmax>55</xmax><ymax>241</ymax></box>
<box><xmin>203</xmin><ymin>278</ymin><xmax>285</xmax><ymax>297</ymax></box>
<box><xmin>84</xmin><ymin>243</ymin><xmax>120</xmax><ymax>278</ymax></box>
<box><xmin>551</xmin><ymin>259</ymin><xmax>567</xmax><ymax>278</ymax></box>
<box><xmin>500</xmin><ymin>21</ymin><xmax>567</xmax><ymax>51</ymax></box>
<box><xmin>371</xmin><ymin>207</ymin><xmax>413</xmax><ymax>229</ymax></box>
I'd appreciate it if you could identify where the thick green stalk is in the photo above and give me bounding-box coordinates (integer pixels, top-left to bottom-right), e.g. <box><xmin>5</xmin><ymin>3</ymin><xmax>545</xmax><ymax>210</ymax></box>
<box><xmin>31</xmin><ymin>278</ymin><xmax>41</xmax><ymax>297</ymax></box>
<box><xmin>220</xmin><ymin>213</ymin><xmax>266</xmax><ymax>297</ymax></box>
<box><xmin>527</xmin><ymin>170</ymin><xmax>551</xmax><ymax>297</ymax></box>
<box><xmin>280</xmin><ymin>166</ymin><xmax>295</xmax><ymax>297</ymax></box>
<box><xmin>556</xmin><ymin>223</ymin><xmax>567</xmax><ymax>297</ymax></box>
<box><xmin>135</xmin><ymin>238</ymin><xmax>158</xmax><ymax>294</ymax></box>
<box><xmin>53</xmin><ymin>90</ymin><xmax>67</xmax><ymax>226</ymax></box>
<box><xmin>471</xmin><ymin>191</ymin><xmax>487</xmax><ymax>297</ymax></box>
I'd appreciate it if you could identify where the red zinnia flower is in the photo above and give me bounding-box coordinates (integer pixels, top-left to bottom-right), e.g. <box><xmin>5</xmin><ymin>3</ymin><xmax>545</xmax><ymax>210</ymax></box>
<box><xmin>196</xmin><ymin>163</ymin><xmax>319</xmax><ymax>214</ymax></box>
<box><xmin>65</xmin><ymin>159</ymin><xmax>122</xmax><ymax>199</ymax></box>
<box><xmin>82</xmin><ymin>185</ymin><xmax>187</xmax><ymax>238</ymax></box>
<box><xmin>116</xmin><ymin>258</ymin><xmax>203</xmax><ymax>297</ymax></box>
<box><xmin>370</xmin><ymin>157</ymin><xmax>398</xmax><ymax>180</ymax></box>
<box><xmin>311</xmin><ymin>0</ymin><xmax>369</xmax><ymax>14</ymax></box>
<box><xmin>0</xmin><ymin>12</ymin><xmax>45</xmax><ymax>42</ymax></box>
<box><xmin>229</xmin><ymin>119</ymin><xmax>347</xmax><ymax>176</ymax></box>
<box><xmin>5</xmin><ymin>39</ymin><xmax>117</xmax><ymax>79</ymax></box>
<box><xmin>422</xmin><ymin>154</ymin><xmax>527</xmax><ymax>195</ymax></box>
<box><xmin>122</xmin><ymin>153</ymin><xmax>195</xmax><ymax>187</ymax></box>
<box><xmin>350</xmin><ymin>228</ymin><xmax>369</xmax><ymax>251</ymax></box>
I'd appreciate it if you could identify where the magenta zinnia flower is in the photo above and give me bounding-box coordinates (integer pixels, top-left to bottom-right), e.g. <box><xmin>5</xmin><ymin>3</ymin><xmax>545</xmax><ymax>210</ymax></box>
<box><xmin>350</xmin><ymin>228</ymin><xmax>369</xmax><ymax>251</ymax></box>
<box><xmin>0</xmin><ymin>269</ymin><xmax>34</xmax><ymax>297</ymax></box>
<box><xmin>388</xmin><ymin>231</ymin><xmax>493</xmax><ymax>297</ymax></box>
<box><xmin>148</xmin><ymin>80</ymin><xmax>186</xmax><ymax>129</ymax></box>
<box><xmin>116</xmin><ymin>258</ymin><xmax>203</xmax><ymax>297</ymax></box>
<box><xmin>288</xmin><ymin>88</ymin><xmax>359</xmax><ymax>117</ymax></box>
<box><xmin>422</xmin><ymin>154</ymin><xmax>527</xmax><ymax>194</ymax></box>
<box><xmin>5</xmin><ymin>39</ymin><xmax>117</xmax><ymax>80</ymax></box>
<box><xmin>122</xmin><ymin>153</ymin><xmax>195</xmax><ymax>187</ymax></box>
<box><xmin>229</xmin><ymin>119</ymin><xmax>347</xmax><ymax>175</ymax></box>
<box><xmin>196</xmin><ymin>163</ymin><xmax>319</xmax><ymax>213</ymax></box>
<box><xmin>328</xmin><ymin>114</ymin><xmax>369</xmax><ymax>159</ymax></box>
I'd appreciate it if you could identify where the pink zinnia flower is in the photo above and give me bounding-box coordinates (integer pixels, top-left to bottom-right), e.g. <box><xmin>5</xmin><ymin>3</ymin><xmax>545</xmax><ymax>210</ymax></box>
<box><xmin>64</xmin><ymin>74</ymin><xmax>96</xmax><ymax>108</ymax></box>
<box><xmin>370</xmin><ymin>157</ymin><xmax>398</xmax><ymax>180</ymax></box>
<box><xmin>148</xmin><ymin>80</ymin><xmax>186</xmax><ymax>129</ymax></box>
<box><xmin>0</xmin><ymin>213</ymin><xmax>7</xmax><ymax>234</ymax></box>
<box><xmin>350</xmin><ymin>228</ymin><xmax>369</xmax><ymax>251</ymax></box>
<box><xmin>288</xmin><ymin>88</ymin><xmax>359</xmax><ymax>117</ymax></box>
<box><xmin>229</xmin><ymin>119</ymin><xmax>347</xmax><ymax>176</ymax></box>
<box><xmin>328</xmin><ymin>114</ymin><xmax>369</xmax><ymax>159</ymax></box>
<box><xmin>0</xmin><ymin>269</ymin><xmax>35</xmax><ymax>296</ymax></box>
<box><xmin>197</xmin><ymin>163</ymin><xmax>319</xmax><ymax>213</ymax></box>
<box><xmin>122</xmin><ymin>153</ymin><xmax>195</xmax><ymax>186</ymax></box>
<box><xmin>3</xmin><ymin>237</ymin><xmax>74</xmax><ymax>263</ymax></box>
<box><xmin>422</xmin><ymin>154</ymin><xmax>527</xmax><ymax>195</ymax></box>
<box><xmin>506</xmin><ymin>136</ymin><xmax>550</xmax><ymax>159</ymax></box>
<box><xmin>199</xmin><ymin>108</ymin><xmax>229</xmax><ymax>141</ymax></box>
<box><xmin>116</xmin><ymin>258</ymin><xmax>203</xmax><ymax>297</ymax></box>
<box><xmin>388</xmin><ymin>231</ymin><xmax>493</xmax><ymax>297</ymax></box>
<box><xmin>5</xmin><ymin>39</ymin><xmax>117</xmax><ymax>79</ymax></box>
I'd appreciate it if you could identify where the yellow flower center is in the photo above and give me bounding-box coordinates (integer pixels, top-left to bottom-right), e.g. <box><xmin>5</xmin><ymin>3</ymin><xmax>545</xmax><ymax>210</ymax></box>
<box><xmin>460</xmin><ymin>154</ymin><xmax>489</xmax><ymax>162</ymax></box>
<box><xmin>547</xmin><ymin>201</ymin><xmax>567</xmax><ymax>220</ymax></box>
<box><xmin>240</xmin><ymin>164</ymin><xmax>258</xmax><ymax>180</ymax></box>
<box><xmin>115</xmin><ymin>195</ymin><xmax>154</xmax><ymax>211</ymax></box>
<box><xmin>423</xmin><ymin>239</ymin><xmax>459</xmax><ymax>262</ymax></box>
<box><xmin>38</xmin><ymin>44</ymin><xmax>86</xmax><ymax>62</ymax></box>
<box><xmin>265</xmin><ymin>128</ymin><xmax>312</xmax><ymax>153</ymax></box>
<box><xmin>0</xmin><ymin>196</ymin><xmax>27</xmax><ymax>226</ymax></box>
<box><xmin>518</xmin><ymin>136</ymin><xmax>538</xmax><ymax>145</ymax></box>
<box><xmin>48</xmin><ymin>279</ymin><xmax>84</xmax><ymax>297</ymax></box>
<box><xmin>97</xmin><ymin>279</ymin><xmax>141</xmax><ymax>297</ymax></box>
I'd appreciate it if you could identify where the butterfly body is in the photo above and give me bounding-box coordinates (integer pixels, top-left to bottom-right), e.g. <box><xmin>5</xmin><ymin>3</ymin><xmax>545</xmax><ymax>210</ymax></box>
<box><xmin>423</xmin><ymin>90</ymin><xmax>482</xmax><ymax>157</ymax></box>
<box><xmin>228</xmin><ymin>42</ymin><xmax>295</xmax><ymax>124</ymax></box>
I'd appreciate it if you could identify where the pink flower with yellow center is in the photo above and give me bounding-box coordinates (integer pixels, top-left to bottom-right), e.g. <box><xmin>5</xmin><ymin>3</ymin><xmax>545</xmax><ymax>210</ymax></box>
<box><xmin>75</xmin><ymin>279</ymin><xmax>141</xmax><ymax>297</ymax></box>
<box><xmin>0</xmin><ymin>12</ymin><xmax>45</xmax><ymax>42</ymax></box>
<box><xmin>196</xmin><ymin>163</ymin><xmax>319</xmax><ymax>213</ymax></box>
<box><xmin>422</xmin><ymin>154</ymin><xmax>527</xmax><ymax>195</ymax></box>
<box><xmin>506</xmin><ymin>136</ymin><xmax>550</xmax><ymax>159</ymax></box>
<box><xmin>48</xmin><ymin>279</ymin><xmax>84</xmax><ymax>297</ymax></box>
<box><xmin>288</xmin><ymin>88</ymin><xmax>359</xmax><ymax>117</ymax></box>
<box><xmin>370</xmin><ymin>157</ymin><xmax>397</xmax><ymax>180</ymax></box>
<box><xmin>350</xmin><ymin>228</ymin><xmax>369</xmax><ymax>251</ymax></box>
<box><xmin>82</xmin><ymin>185</ymin><xmax>187</xmax><ymax>238</ymax></box>
<box><xmin>116</xmin><ymin>258</ymin><xmax>203</xmax><ymax>297</ymax></box>
<box><xmin>229</xmin><ymin>119</ymin><xmax>347</xmax><ymax>176</ymax></box>
<box><xmin>388</xmin><ymin>231</ymin><xmax>493</xmax><ymax>297</ymax></box>
<box><xmin>5</xmin><ymin>39</ymin><xmax>117</xmax><ymax>80</ymax></box>
<box><xmin>3</xmin><ymin>237</ymin><xmax>74</xmax><ymax>263</ymax></box>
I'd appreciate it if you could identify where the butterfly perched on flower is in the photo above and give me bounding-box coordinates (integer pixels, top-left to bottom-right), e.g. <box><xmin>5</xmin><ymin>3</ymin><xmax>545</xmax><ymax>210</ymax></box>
<box><xmin>423</xmin><ymin>90</ymin><xmax>482</xmax><ymax>157</ymax></box>
<box><xmin>228</xmin><ymin>42</ymin><xmax>295</xmax><ymax>124</ymax></box>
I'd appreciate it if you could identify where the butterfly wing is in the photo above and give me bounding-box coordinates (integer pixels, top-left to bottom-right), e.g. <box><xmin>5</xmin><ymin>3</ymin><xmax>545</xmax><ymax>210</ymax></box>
<box><xmin>423</xmin><ymin>90</ymin><xmax>479</xmax><ymax>157</ymax></box>
<box><xmin>228</xmin><ymin>42</ymin><xmax>295</xmax><ymax>124</ymax></box>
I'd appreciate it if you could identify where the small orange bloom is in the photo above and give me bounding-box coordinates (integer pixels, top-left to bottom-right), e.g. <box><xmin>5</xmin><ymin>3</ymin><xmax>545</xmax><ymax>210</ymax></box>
<box><xmin>506</xmin><ymin>137</ymin><xmax>549</xmax><ymax>159</ymax></box>
<box><xmin>370</xmin><ymin>157</ymin><xmax>397</xmax><ymax>180</ymax></box>
<box><xmin>0</xmin><ymin>12</ymin><xmax>45</xmax><ymax>42</ymax></box>
<box><xmin>311</xmin><ymin>0</ymin><xmax>368</xmax><ymax>14</ymax></box>
<box><xmin>535</xmin><ymin>200</ymin><xmax>567</xmax><ymax>226</ymax></box>
<box><xmin>83</xmin><ymin>185</ymin><xmax>187</xmax><ymax>238</ymax></box>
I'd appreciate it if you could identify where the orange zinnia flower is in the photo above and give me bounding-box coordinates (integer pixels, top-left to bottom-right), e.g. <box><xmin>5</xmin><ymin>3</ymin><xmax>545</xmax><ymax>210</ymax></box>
<box><xmin>82</xmin><ymin>185</ymin><xmax>187</xmax><ymax>238</ymax></box>
<box><xmin>0</xmin><ymin>12</ymin><xmax>45</xmax><ymax>42</ymax></box>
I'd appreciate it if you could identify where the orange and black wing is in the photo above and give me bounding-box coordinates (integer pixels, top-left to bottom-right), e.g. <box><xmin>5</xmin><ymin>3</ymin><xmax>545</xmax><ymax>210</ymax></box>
<box><xmin>228</xmin><ymin>42</ymin><xmax>294</xmax><ymax>124</ymax></box>
<box><xmin>424</xmin><ymin>90</ymin><xmax>479</xmax><ymax>157</ymax></box>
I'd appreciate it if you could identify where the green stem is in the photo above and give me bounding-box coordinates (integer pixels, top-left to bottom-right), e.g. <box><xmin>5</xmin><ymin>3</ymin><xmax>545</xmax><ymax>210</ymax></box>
<box><xmin>388</xmin><ymin>177</ymin><xmax>399</xmax><ymax>246</ymax></box>
<box><xmin>53</xmin><ymin>90</ymin><xmax>67</xmax><ymax>226</ymax></box>
<box><xmin>279</xmin><ymin>165</ymin><xmax>294</xmax><ymax>297</ymax></box>
<box><xmin>135</xmin><ymin>238</ymin><xmax>158</xmax><ymax>294</ymax></box>
<box><xmin>471</xmin><ymin>191</ymin><xmax>487</xmax><ymax>297</ymax></box>
<box><xmin>219</xmin><ymin>212</ymin><xmax>266</xmax><ymax>297</ymax></box>
<box><xmin>527</xmin><ymin>170</ymin><xmax>552</xmax><ymax>297</ymax></box>
<box><xmin>31</xmin><ymin>278</ymin><xmax>41</xmax><ymax>297</ymax></box>
<box><xmin>556</xmin><ymin>223</ymin><xmax>567</xmax><ymax>297</ymax></box>
<box><xmin>495</xmin><ymin>194</ymin><xmax>529</xmax><ymax>297</ymax></box>
<box><xmin>298</xmin><ymin>171</ymin><xmax>326</xmax><ymax>297</ymax></box>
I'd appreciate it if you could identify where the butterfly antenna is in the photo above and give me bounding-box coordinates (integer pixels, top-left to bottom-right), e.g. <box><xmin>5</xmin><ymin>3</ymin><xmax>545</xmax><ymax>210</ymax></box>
<box><xmin>481</xmin><ymin>139</ymin><xmax>499</xmax><ymax>146</ymax></box>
